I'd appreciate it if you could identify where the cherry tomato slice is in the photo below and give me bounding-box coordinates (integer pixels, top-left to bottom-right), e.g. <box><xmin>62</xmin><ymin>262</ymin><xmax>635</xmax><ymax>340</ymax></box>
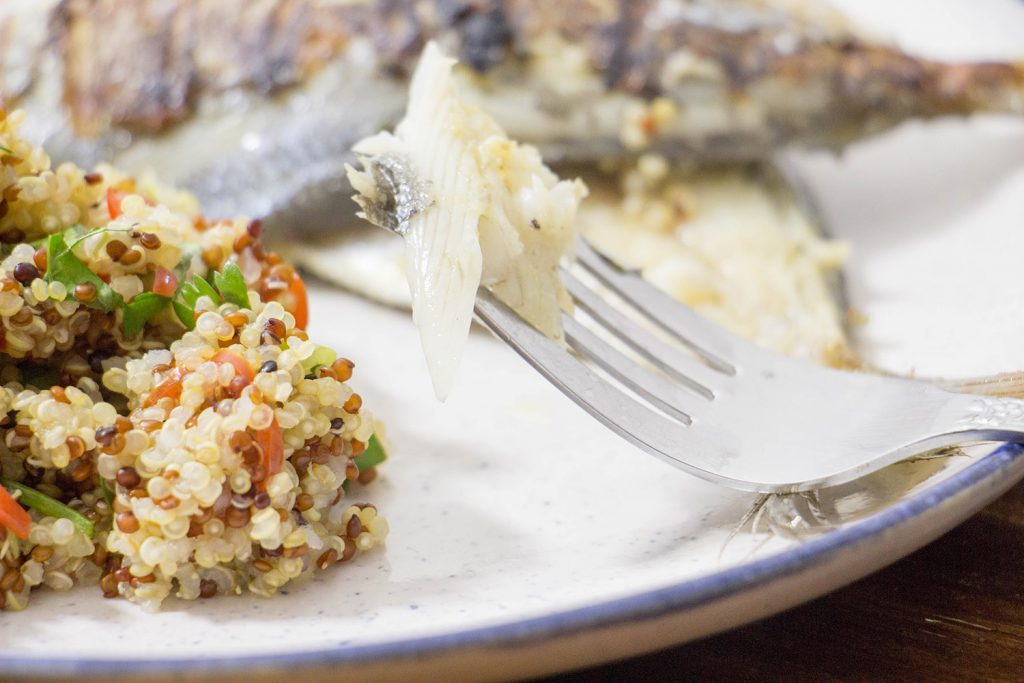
<box><xmin>286</xmin><ymin>274</ymin><xmax>309</xmax><ymax>330</ymax></box>
<box><xmin>143</xmin><ymin>367</ymin><xmax>187</xmax><ymax>409</ymax></box>
<box><xmin>106</xmin><ymin>187</ymin><xmax>127</xmax><ymax>220</ymax></box>
<box><xmin>211</xmin><ymin>351</ymin><xmax>254</xmax><ymax>385</ymax></box>
<box><xmin>255</xmin><ymin>417</ymin><xmax>283</xmax><ymax>487</ymax></box>
<box><xmin>0</xmin><ymin>484</ymin><xmax>31</xmax><ymax>541</ymax></box>
<box><xmin>152</xmin><ymin>265</ymin><xmax>178</xmax><ymax>298</ymax></box>
<box><xmin>265</xmin><ymin>271</ymin><xmax>308</xmax><ymax>330</ymax></box>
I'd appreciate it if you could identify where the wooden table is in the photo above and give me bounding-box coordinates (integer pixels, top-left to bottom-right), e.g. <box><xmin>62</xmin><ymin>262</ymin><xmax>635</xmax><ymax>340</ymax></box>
<box><xmin>554</xmin><ymin>481</ymin><xmax>1024</xmax><ymax>680</ymax></box>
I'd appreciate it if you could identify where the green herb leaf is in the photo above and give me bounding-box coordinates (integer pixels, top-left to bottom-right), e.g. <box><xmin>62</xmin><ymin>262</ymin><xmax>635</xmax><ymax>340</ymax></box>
<box><xmin>123</xmin><ymin>292</ymin><xmax>170</xmax><ymax>338</ymax></box>
<box><xmin>356</xmin><ymin>434</ymin><xmax>387</xmax><ymax>471</ymax></box>
<box><xmin>0</xmin><ymin>478</ymin><xmax>95</xmax><ymax>538</ymax></box>
<box><xmin>173</xmin><ymin>298</ymin><xmax>196</xmax><ymax>329</ymax></box>
<box><xmin>21</xmin><ymin>364</ymin><xmax>60</xmax><ymax>390</ymax></box>
<box><xmin>44</xmin><ymin>232</ymin><xmax>124</xmax><ymax>312</ymax></box>
<box><xmin>30</xmin><ymin>224</ymin><xmax>91</xmax><ymax>251</ymax></box>
<box><xmin>66</xmin><ymin>226</ymin><xmax>132</xmax><ymax>253</ymax></box>
<box><xmin>174</xmin><ymin>243</ymin><xmax>202</xmax><ymax>280</ymax></box>
<box><xmin>343</xmin><ymin>434</ymin><xmax>387</xmax><ymax>492</ymax></box>
<box><xmin>177</xmin><ymin>282</ymin><xmax>199</xmax><ymax>309</ymax></box>
<box><xmin>175</xmin><ymin>280</ymin><xmax>205</xmax><ymax>319</ymax></box>
<box><xmin>100</xmin><ymin>479</ymin><xmax>114</xmax><ymax>505</ymax></box>
<box><xmin>191</xmin><ymin>275</ymin><xmax>221</xmax><ymax>306</ymax></box>
<box><xmin>213</xmin><ymin>262</ymin><xmax>248</xmax><ymax>308</ymax></box>
<box><xmin>172</xmin><ymin>274</ymin><xmax>220</xmax><ymax>329</ymax></box>
<box><xmin>0</xmin><ymin>145</ymin><xmax>11</xmax><ymax>155</ymax></box>
<box><xmin>172</xmin><ymin>262</ymin><xmax>252</xmax><ymax>331</ymax></box>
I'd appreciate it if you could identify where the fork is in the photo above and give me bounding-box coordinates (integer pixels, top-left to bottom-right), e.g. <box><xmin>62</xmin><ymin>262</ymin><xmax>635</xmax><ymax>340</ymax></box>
<box><xmin>473</xmin><ymin>239</ymin><xmax>1024</xmax><ymax>493</ymax></box>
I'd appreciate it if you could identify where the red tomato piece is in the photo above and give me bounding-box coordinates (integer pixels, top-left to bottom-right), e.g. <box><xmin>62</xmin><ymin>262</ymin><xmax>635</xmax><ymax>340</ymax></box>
<box><xmin>287</xmin><ymin>274</ymin><xmax>309</xmax><ymax>330</ymax></box>
<box><xmin>106</xmin><ymin>187</ymin><xmax>127</xmax><ymax>220</ymax></box>
<box><xmin>265</xmin><ymin>270</ymin><xmax>309</xmax><ymax>331</ymax></box>
<box><xmin>255</xmin><ymin>418</ymin><xmax>284</xmax><ymax>487</ymax></box>
<box><xmin>152</xmin><ymin>265</ymin><xmax>178</xmax><ymax>298</ymax></box>
<box><xmin>0</xmin><ymin>484</ymin><xmax>31</xmax><ymax>541</ymax></box>
<box><xmin>211</xmin><ymin>351</ymin><xmax>254</xmax><ymax>385</ymax></box>
<box><xmin>143</xmin><ymin>367</ymin><xmax>187</xmax><ymax>409</ymax></box>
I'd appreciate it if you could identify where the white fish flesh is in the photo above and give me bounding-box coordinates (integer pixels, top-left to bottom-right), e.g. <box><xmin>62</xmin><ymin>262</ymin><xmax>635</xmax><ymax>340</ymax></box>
<box><xmin>347</xmin><ymin>43</ymin><xmax>585</xmax><ymax>399</ymax></box>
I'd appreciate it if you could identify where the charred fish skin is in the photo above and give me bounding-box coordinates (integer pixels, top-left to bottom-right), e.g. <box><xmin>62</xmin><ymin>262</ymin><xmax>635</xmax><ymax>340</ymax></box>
<box><xmin>1</xmin><ymin>1</ymin><xmax>1021</xmax><ymax>233</ymax></box>
<box><xmin>470</xmin><ymin>0</ymin><xmax>1024</xmax><ymax>161</ymax></box>
<box><xmin>28</xmin><ymin>1</ymin><xmax>1023</xmax><ymax>137</ymax></box>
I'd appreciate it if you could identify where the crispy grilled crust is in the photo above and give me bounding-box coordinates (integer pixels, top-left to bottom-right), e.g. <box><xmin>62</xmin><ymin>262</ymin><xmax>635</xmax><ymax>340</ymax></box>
<box><xmin>1</xmin><ymin>0</ymin><xmax>1021</xmax><ymax>138</ymax></box>
<box><xmin>54</xmin><ymin>0</ymin><xmax>349</xmax><ymax>134</ymax></box>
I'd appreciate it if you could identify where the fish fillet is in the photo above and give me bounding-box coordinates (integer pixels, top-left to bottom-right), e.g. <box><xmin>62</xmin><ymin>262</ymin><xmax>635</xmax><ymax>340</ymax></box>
<box><xmin>347</xmin><ymin>43</ymin><xmax>585</xmax><ymax>399</ymax></box>
<box><xmin>0</xmin><ymin>1</ymin><xmax>1021</xmax><ymax>237</ymax></box>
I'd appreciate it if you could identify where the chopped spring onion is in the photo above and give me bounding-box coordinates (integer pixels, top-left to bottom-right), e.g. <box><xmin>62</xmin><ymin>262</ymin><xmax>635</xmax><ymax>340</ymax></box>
<box><xmin>0</xmin><ymin>484</ymin><xmax>31</xmax><ymax>540</ymax></box>
<box><xmin>0</xmin><ymin>478</ymin><xmax>95</xmax><ymax>538</ymax></box>
<box><xmin>100</xmin><ymin>479</ymin><xmax>114</xmax><ymax>506</ymax></box>
<box><xmin>302</xmin><ymin>345</ymin><xmax>337</xmax><ymax>373</ymax></box>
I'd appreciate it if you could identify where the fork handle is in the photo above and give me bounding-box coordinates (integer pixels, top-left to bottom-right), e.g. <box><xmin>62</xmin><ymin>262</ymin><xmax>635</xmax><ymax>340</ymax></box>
<box><xmin>950</xmin><ymin>395</ymin><xmax>1024</xmax><ymax>440</ymax></box>
<box><xmin>880</xmin><ymin>394</ymin><xmax>1024</xmax><ymax>473</ymax></box>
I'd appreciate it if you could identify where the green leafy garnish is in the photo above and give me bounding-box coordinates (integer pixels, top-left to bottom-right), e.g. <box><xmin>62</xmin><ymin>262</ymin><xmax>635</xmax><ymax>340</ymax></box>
<box><xmin>123</xmin><ymin>292</ymin><xmax>170</xmax><ymax>338</ymax></box>
<box><xmin>301</xmin><ymin>345</ymin><xmax>337</xmax><ymax>373</ymax></box>
<box><xmin>44</xmin><ymin>232</ymin><xmax>124</xmax><ymax>312</ymax></box>
<box><xmin>192</xmin><ymin>274</ymin><xmax>220</xmax><ymax>303</ymax></box>
<box><xmin>66</xmin><ymin>226</ymin><xmax>133</xmax><ymax>252</ymax></box>
<box><xmin>100</xmin><ymin>479</ymin><xmax>114</xmax><ymax>506</ymax></box>
<box><xmin>357</xmin><ymin>434</ymin><xmax>388</xmax><ymax>471</ymax></box>
<box><xmin>19</xmin><ymin>362</ymin><xmax>59</xmax><ymax>389</ymax></box>
<box><xmin>172</xmin><ymin>298</ymin><xmax>196</xmax><ymax>330</ymax></box>
<box><xmin>29</xmin><ymin>224</ymin><xmax>81</xmax><ymax>249</ymax></box>
<box><xmin>343</xmin><ymin>434</ymin><xmax>387</xmax><ymax>492</ymax></box>
<box><xmin>172</xmin><ymin>275</ymin><xmax>219</xmax><ymax>329</ymax></box>
<box><xmin>214</xmin><ymin>263</ymin><xmax>249</xmax><ymax>308</ymax></box>
<box><xmin>0</xmin><ymin>145</ymin><xmax>11</xmax><ymax>155</ymax></box>
<box><xmin>0</xmin><ymin>478</ymin><xmax>95</xmax><ymax>538</ymax></box>
<box><xmin>342</xmin><ymin>432</ymin><xmax>385</xmax><ymax>491</ymax></box>
<box><xmin>20</xmin><ymin>364</ymin><xmax>60</xmax><ymax>390</ymax></box>
<box><xmin>173</xmin><ymin>263</ymin><xmax>252</xmax><ymax>329</ymax></box>
<box><xmin>174</xmin><ymin>243</ymin><xmax>201</xmax><ymax>273</ymax></box>
<box><xmin>39</xmin><ymin>227</ymin><xmax>236</xmax><ymax>339</ymax></box>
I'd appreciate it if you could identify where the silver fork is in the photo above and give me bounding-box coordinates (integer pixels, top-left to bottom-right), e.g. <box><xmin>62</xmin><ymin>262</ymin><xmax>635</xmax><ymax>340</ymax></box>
<box><xmin>474</xmin><ymin>239</ymin><xmax>1024</xmax><ymax>493</ymax></box>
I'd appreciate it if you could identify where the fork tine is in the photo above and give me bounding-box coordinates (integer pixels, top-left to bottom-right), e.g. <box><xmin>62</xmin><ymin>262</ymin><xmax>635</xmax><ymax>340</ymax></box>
<box><xmin>575</xmin><ymin>239</ymin><xmax>737</xmax><ymax>374</ymax></box>
<box><xmin>473</xmin><ymin>289</ymin><xmax>735</xmax><ymax>481</ymax></box>
<box><xmin>562</xmin><ymin>270</ymin><xmax>722</xmax><ymax>400</ymax></box>
<box><xmin>562</xmin><ymin>315</ymin><xmax>697</xmax><ymax>425</ymax></box>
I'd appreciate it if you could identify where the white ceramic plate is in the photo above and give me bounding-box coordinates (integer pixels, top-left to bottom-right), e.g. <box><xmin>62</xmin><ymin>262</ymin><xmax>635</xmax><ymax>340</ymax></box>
<box><xmin>4</xmin><ymin>3</ymin><xmax>1024</xmax><ymax>680</ymax></box>
<box><xmin>3</xmin><ymin>112</ymin><xmax>1024</xmax><ymax>680</ymax></box>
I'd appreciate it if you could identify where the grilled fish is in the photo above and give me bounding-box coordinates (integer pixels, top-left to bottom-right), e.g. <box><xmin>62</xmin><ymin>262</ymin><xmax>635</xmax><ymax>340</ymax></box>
<box><xmin>1</xmin><ymin>0</ymin><xmax>1022</xmax><ymax>235</ymax></box>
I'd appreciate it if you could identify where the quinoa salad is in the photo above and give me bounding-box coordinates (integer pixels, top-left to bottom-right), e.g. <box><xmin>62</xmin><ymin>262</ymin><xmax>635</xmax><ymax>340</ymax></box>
<box><xmin>0</xmin><ymin>108</ymin><xmax>388</xmax><ymax>612</ymax></box>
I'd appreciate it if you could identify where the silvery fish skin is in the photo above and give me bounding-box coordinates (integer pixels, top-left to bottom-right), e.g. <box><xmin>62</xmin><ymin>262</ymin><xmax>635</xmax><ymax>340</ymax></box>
<box><xmin>1</xmin><ymin>0</ymin><xmax>1022</xmax><ymax>235</ymax></box>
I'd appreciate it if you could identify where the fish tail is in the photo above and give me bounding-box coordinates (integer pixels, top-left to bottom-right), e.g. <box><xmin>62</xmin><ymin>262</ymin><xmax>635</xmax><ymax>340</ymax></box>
<box><xmin>921</xmin><ymin>59</ymin><xmax>1024</xmax><ymax>116</ymax></box>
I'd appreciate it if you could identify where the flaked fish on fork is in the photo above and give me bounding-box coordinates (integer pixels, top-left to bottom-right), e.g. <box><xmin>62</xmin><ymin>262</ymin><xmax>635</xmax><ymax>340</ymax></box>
<box><xmin>344</xmin><ymin>40</ymin><xmax>1024</xmax><ymax>493</ymax></box>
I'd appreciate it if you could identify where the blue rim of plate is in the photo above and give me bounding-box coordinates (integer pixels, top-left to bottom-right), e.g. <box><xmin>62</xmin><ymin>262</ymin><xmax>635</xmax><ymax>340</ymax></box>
<box><xmin>3</xmin><ymin>441</ymin><xmax>1023</xmax><ymax>678</ymax></box>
